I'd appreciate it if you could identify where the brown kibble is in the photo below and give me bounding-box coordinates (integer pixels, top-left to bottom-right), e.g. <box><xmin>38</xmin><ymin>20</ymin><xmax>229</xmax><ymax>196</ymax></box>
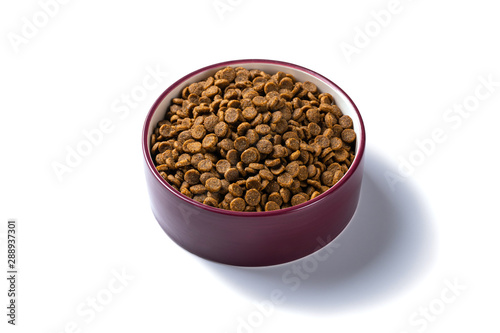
<box><xmin>328</xmin><ymin>162</ymin><xmax>342</xmax><ymax>173</ymax></box>
<box><xmin>264</xmin><ymin>81</ymin><xmax>278</xmax><ymax>94</ymax></box>
<box><xmin>246</xmin><ymin>129</ymin><xmax>260</xmax><ymax>145</ymax></box>
<box><xmin>316</xmin><ymin>135</ymin><xmax>330</xmax><ymax>148</ymax></box>
<box><xmin>165</xmin><ymin>157</ymin><xmax>176</xmax><ymax>169</ymax></box>
<box><xmin>319</xmin><ymin>103</ymin><xmax>334</xmax><ymax>113</ymax></box>
<box><xmin>289</xmin><ymin>150</ymin><xmax>301</xmax><ymax>160</ymax></box>
<box><xmin>258</xmin><ymin>190</ymin><xmax>268</xmax><ymax>204</ymax></box>
<box><xmin>330</xmin><ymin>105</ymin><xmax>343</xmax><ymax>118</ymax></box>
<box><xmin>226</xmin><ymin>149</ymin><xmax>239</xmax><ymax>165</ymax></box>
<box><xmin>265</xmin><ymin>180</ymin><xmax>280</xmax><ymax>193</ymax></box>
<box><xmin>190</xmin><ymin>125</ymin><xmax>206</xmax><ymax>140</ymax></box>
<box><xmin>214</xmin><ymin>78</ymin><xmax>230</xmax><ymax>90</ymax></box>
<box><xmin>234</xmin><ymin>136</ymin><xmax>250</xmax><ymax>152</ymax></box>
<box><xmin>307</xmin><ymin>179</ymin><xmax>322</xmax><ymax>189</ymax></box>
<box><xmin>219</xmin><ymin>138</ymin><xmax>234</xmax><ymax>151</ymax></box>
<box><xmin>241</xmin><ymin>147</ymin><xmax>260</xmax><ymax>164</ymax></box>
<box><xmin>155</xmin><ymin>152</ymin><xmax>166</xmax><ymax>165</ymax></box>
<box><xmin>224</xmin><ymin>192</ymin><xmax>235</xmax><ymax>203</ymax></box>
<box><xmin>297</xmin><ymin>165</ymin><xmax>308</xmax><ymax>181</ymax></box>
<box><xmin>265</xmin><ymin>201</ymin><xmax>280</xmax><ymax>211</ymax></box>
<box><xmin>334</xmin><ymin>149</ymin><xmax>349</xmax><ymax>162</ymax></box>
<box><xmin>267</xmin><ymin>96</ymin><xmax>280</xmax><ymax>111</ymax></box>
<box><xmin>245</xmin><ymin>167</ymin><xmax>256</xmax><ymax>174</ymax></box>
<box><xmin>216</xmin><ymin>159</ymin><xmax>231</xmax><ymax>174</ymax></box>
<box><xmin>192</xmin><ymin>194</ymin><xmax>207</xmax><ymax>203</ymax></box>
<box><xmin>218</xmin><ymin>67</ymin><xmax>236</xmax><ymax>82</ymax></box>
<box><xmin>180</xmin><ymin>188</ymin><xmax>193</xmax><ymax>198</ymax></box>
<box><xmin>320</xmin><ymin>171</ymin><xmax>335</xmax><ymax>186</ymax></box>
<box><xmin>205</xmin><ymin>153</ymin><xmax>218</xmax><ymax>163</ymax></box>
<box><xmin>272</xmin><ymin>145</ymin><xmax>287</xmax><ymax>158</ymax></box>
<box><xmin>158</xmin><ymin>141</ymin><xmax>172</xmax><ymax>153</ymax></box>
<box><xmin>332</xmin><ymin>124</ymin><xmax>343</xmax><ymax>137</ymax></box>
<box><xmin>292</xmin><ymin>108</ymin><xmax>303</xmax><ymax>121</ymax></box>
<box><xmin>246</xmin><ymin>176</ymin><xmax>261</xmax><ymax>190</ymax></box>
<box><xmin>190</xmin><ymin>184</ymin><xmax>207</xmax><ymax>195</ymax></box>
<box><xmin>270</xmin><ymin>164</ymin><xmax>285</xmax><ymax>175</ymax></box>
<box><xmin>248</xmin><ymin>163</ymin><xmax>264</xmax><ymax>170</ymax></box>
<box><xmin>279</xmin><ymin>77</ymin><xmax>294</xmax><ymax>91</ymax></box>
<box><xmin>156</xmin><ymin>165</ymin><xmax>168</xmax><ymax>173</ymax></box>
<box><xmin>242</xmin><ymin>106</ymin><xmax>258</xmax><ymax>120</ymax></box>
<box><xmin>302</xmin><ymin>81</ymin><xmax>318</xmax><ymax>93</ymax></box>
<box><xmin>184</xmin><ymin>169</ymin><xmax>200</xmax><ymax>185</ymax></box>
<box><xmin>285</xmin><ymin>161</ymin><xmax>300</xmax><ymax>178</ymax></box>
<box><xmin>237</xmin><ymin>122</ymin><xmax>251</xmax><ymax>136</ymax></box>
<box><xmin>277</xmin><ymin>172</ymin><xmax>293</xmax><ymax>188</ymax></box>
<box><xmin>256</xmin><ymin>139</ymin><xmax>273</xmax><ymax>154</ymax></box>
<box><xmin>259</xmin><ymin>168</ymin><xmax>274</xmax><ymax>181</ymax></box>
<box><xmin>320</xmin><ymin>147</ymin><xmax>333</xmax><ymax>158</ymax></box>
<box><xmin>159</xmin><ymin>124</ymin><xmax>177</xmax><ymax>138</ymax></box>
<box><xmin>331</xmin><ymin>137</ymin><xmax>343</xmax><ymax>150</ymax></box>
<box><xmin>176</xmin><ymin>153</ymin><xmax>191</xmax><ymax>168</ymax></box>
<box><xmin>268</xmin><ymin>192</ymin><xmax>283</xmax><ymax>206</ymax></box>
<box><xmin>214</xmin><ymin>122</ymin><xmax>229</xmax><ymax>137</ymax></box>
<box><xmin>255</xmin><ymin>124</ymin><xmax>271</xmax><ymax>135</ymax></box>
<box><xmin>311</xmin><ymin>191</ymin><xmax>321</xmax><ymax>199</ymax></box>
<box><xmin>167</xmin><ymin>174</ymin><xmax>181</xmax><ymax>187</ymax></box>
<box><xmin>339</xmin><ymin>115</ymin><xmax>353</xmax><ymax>129</ymax></box>
<box><xmin>235</xmin><ymin>179</ymin><xmax>247</xmax><ymax>187</ymax></box>
<box><xmin>205</xmin><ymin>85</ymin><xmax>220</xmax><ymax>98</ymax></box>
<box><xmin>220</xmin><ymin>179</ymin><xmax>230</xmax><ymax>193</ymax></box>
<box><xmin>188</xmin><ymin>82</ymin><xmax>203</xmax><ymax>95</ymax></box>
<box><xmin>252</xmin><ymin>95</ymin><xmax>267</xmax><ymax>107</ymax></box>
<box><xmin>205</xmin><ymin>177</ymin><xmax>222</xmax><ymax>192</ymax></box>
<box><xmin>333</xmin><ymin>170</ymin><xmax>344</xmax><ymax>184</ymax></box>
<box><xmin>202</xmin><ymin>134</ymin><xmax>218</xmax><ymax>150</ymax></box>
<box><xmin>323</xmin><ymin>128</ymin><xmax>334</xmax><ymax>139</ymax></box>
<box><xmin>306</xmin><ymin>108</ymin><xmax>320</xmax><ymax>123</ymax></box>
<box><xmin>207</xmin><ymin>191</ymin><xmax>222</xmax><ymax>202</ymax></box>
<box><xmin>200</xmin><ymin>172</ymin><xmax>217</xmax><ymax>185</ymax></box>
<box><xmin>308</xmin><ymin>122</ymin><xmax>321</xmax><ymax>137</ymax></box>
<box><xmin>203</xmin><ymin>197</ymin><xmax>219</xmax><ymax>207</ymax></box>
<box><xmin>271</xmin><ymin>118</ymin><xmax>288</xmax><ymax>134</ymax></box>
<box><xmin>204</xmin><ymin>115</ymin><xmax>219</xmax><ymax>132</ymax></box>
<box><xmin>228</xmin><ymin>183</ymin><xmax>244</xmax><ymax>197</ymax></box>
<box><xmin>224</xmin><ymin>167</ymin><xmax>239</xmax><ymax>182</ymax></box>
<box><xmin>285</xmin><ymin>137</ymin><xmax>300</xmax><ymax>151</ymax></box>
<box><xmin>319</xmin><ymin>93</ymin><xmax>334</xmax><ymax>104</ymax></box>
<box><xmin>230</xmin><ymin>197</ymin><xmax>246</xmax><ymax>211</ymax></box>
<box><xmin>291</xmin><ymin>193</ymin><xmax>307</xmax><ymax>206</ymax></box>
<box><xmin>341</xmin><ymin>129</ymin><xmax>356</xmax><ymax>143</ymax></box>
<box><xmin>265</xmin><ymin>158</ymin><xmax>281</xmax><ymax>168</ymax></box>
<box><xmin>250</xmin><ymin>113</ymin><xmax>263</xmax><ymax>127</ymax></box>
<box><xmin>198</xmin><ymin>159</ymin><xmax>213</xmax><ymax>172</ymax></box>
<box><xmin>242</xmin><ymin>88</ymin><xmax>259</xmax><ymax>99</ymax></box>
<box><xmin>245</xmin><ymin>188</ymin><xmax>261</xmax><ymax>206</ymax></box>
<box><xmin>225</xmin><ymin>108</ymin><xmax>240</xmax><ymax>124</ymax></box>
<box><xmin>325</xmin><ymin>113</ymin><xmax>337</xmax><ymax>128</ymax></box>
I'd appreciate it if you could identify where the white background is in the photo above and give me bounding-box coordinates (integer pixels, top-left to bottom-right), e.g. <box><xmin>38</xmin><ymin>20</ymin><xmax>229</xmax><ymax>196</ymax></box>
<box><xmin>1</xmin><ymin>0</ymin><xmax>499</xmax><ymax>332</ymax></box>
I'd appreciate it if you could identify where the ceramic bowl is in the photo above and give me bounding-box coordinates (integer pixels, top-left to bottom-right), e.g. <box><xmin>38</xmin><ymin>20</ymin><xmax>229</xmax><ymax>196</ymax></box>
<box><xmin>142</xmin><ymin>59</ymin><xmax>365</xmax><ymax>266</ymax></box>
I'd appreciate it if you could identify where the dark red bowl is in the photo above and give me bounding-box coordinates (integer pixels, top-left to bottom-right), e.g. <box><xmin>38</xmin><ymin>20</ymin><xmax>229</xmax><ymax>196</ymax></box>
<box><xmin>142</xmin><ymin>59</ymin><xmax>365</xmax><ymax>267</ymax></box>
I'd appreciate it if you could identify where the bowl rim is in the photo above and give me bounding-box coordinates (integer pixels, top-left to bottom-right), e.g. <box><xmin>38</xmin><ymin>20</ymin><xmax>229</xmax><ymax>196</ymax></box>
<box><xmin>142</xmin><ymin>59</ymin><xmax>366</xmax><ymax>217</ymax></box>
